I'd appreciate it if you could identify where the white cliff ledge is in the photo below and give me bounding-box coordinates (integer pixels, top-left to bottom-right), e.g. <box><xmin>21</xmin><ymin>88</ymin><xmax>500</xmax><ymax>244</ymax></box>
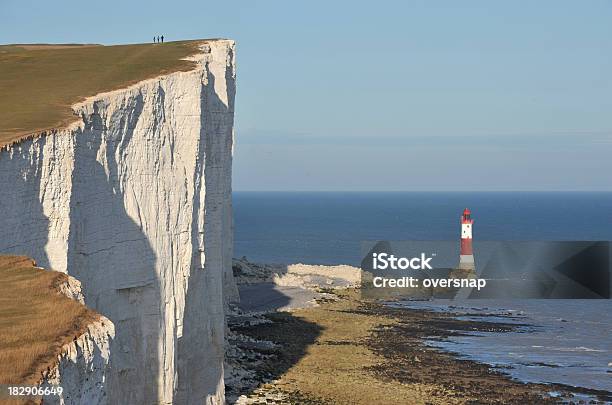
<box><xmin>0</xmin><ymin>255</ymin><xmax>113</xmax><ymax>403</ymax></box>
<box><xmin>42</xmin><ymin>289</ymin><xmax>115</xmax><ymax>405</ymax></box>
<box><xmin>0</xmin><ymin>39</ymin><xmax>237</xmax><ymax>404</ymax></box>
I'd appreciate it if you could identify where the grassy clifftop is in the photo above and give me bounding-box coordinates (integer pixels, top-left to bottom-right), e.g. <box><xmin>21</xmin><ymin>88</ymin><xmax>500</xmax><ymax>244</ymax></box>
<box><xmin>0</xmin><ymin>40</ymin><xmax>205</xmax><ymax>147</ymax></box>
<box><xmin>0</xmin><ymin>255</ymin><xmax>99</xmax><ymax>385</ymax></box>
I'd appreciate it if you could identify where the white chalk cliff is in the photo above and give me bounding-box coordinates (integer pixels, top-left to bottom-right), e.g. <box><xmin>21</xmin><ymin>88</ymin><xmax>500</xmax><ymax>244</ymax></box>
<box><xmin>41</xmin><ymin>317</ymin><xmax>114</xmax><ymax>405</ymax></box>
<box><xmin>0</xmin><ymin>39</ymin><xmax>236</xmax><ymax>404</ymax></box>
<box><xmin>42</xmin><ymin>273</ymin><xmax>115</xmax><ymax>405</ymax></box>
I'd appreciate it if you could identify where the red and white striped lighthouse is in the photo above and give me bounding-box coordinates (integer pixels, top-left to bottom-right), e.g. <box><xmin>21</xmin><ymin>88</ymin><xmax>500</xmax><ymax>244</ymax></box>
<box><xmin>459</xmin><ymin>208</ymin><xmax>475</xmax><ymax>269</ymax></box>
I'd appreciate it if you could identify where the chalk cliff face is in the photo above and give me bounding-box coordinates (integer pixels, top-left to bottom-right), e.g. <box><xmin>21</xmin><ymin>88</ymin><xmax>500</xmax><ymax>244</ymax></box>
<box><xmin>0</xmin><ymin>40</ymin><xmax>236</xmax><ymax>404</ymax></box>
<box><xmin>42</xmin><ymin>283</ymin><xmax>115</xmax><ymax>405</ymax></box>
<box><xmin>40</xmin><ymin>273</ymin><xmax>114</xmax><ymax>405</ymax></box>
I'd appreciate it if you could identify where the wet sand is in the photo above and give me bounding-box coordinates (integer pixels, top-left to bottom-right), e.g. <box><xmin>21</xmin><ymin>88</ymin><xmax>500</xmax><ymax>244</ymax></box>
<box><xmin>228</xmin><ymin>290</ymin><xmax>611</xmax><ymax>404</ymax></box>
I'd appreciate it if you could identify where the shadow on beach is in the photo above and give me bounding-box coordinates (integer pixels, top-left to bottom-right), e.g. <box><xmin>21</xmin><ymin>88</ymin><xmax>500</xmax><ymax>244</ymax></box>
<box><xmin>227</xmin><ymin>282</ymin><xmax>324</xmax><ymax>403</ymax></box>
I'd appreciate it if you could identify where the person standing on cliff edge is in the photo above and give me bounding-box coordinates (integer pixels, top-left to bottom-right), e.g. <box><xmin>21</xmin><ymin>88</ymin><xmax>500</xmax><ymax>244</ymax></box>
<box><xmin>161</xmin><ymin>35</ymin><xmax>164</xmax><ymax>43</ymax></box>
<box><xmin>153</xmin><ymin>36</ymin><xmax>156</xmax><ymax>43</ymax></box>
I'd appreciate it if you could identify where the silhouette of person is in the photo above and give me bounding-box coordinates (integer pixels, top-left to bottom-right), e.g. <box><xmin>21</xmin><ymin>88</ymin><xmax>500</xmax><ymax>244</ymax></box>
<box><xmin>161</xmin><ymin>35</ymin><xmax>164</xmax><ymax>43</ymax></box>
<box><xmin>157</xmin><ymin>36</ymin><xmax>160</xmax><ymax>43</ymax></box>
<box><xmin>153</xmin><ymin>36</ymin><xmax>156</xmax><ymax>43</ymax></box>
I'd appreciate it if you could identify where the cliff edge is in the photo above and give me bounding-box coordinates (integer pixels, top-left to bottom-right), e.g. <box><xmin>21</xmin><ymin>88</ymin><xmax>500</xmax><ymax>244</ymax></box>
<box><xmin>0</xmin><ymin>39</ymin><xmax>236</xmax><ymax>404</ymax></box>
<box><xmin>0</xmin><ymin>255</ymin><xmax>114</xmax><ymax>404</ymax></box>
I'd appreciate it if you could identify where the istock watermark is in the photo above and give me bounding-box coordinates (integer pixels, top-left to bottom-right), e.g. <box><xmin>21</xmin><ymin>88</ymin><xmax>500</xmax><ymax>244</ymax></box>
<box><xmin>372</xmin><ymin>253</ymin><xmax>434</xmax><ymax>270</ymax></box>
<box><xmin>360</xmin><ymin>241</ymin><xmax>611</xmax><ymax>300</ymax></box>
<box><xmin>371</xmin><ymin>276</ymin><xmax>486</xmax><ymax>290</ymax></box>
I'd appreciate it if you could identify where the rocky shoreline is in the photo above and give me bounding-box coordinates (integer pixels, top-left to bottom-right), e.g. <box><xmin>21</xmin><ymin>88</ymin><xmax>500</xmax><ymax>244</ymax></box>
<box><xmin>225</xmin><ymin>260</ymin><xmax>611</xmax><ymax>404</ymax></box>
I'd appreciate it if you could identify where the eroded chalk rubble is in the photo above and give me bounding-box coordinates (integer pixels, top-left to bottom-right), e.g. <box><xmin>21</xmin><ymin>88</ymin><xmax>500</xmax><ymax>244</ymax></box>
<box><xmin>225</xmin><ymin>259</ymin><xmax>361</xmax><ymax>404</ymax></box>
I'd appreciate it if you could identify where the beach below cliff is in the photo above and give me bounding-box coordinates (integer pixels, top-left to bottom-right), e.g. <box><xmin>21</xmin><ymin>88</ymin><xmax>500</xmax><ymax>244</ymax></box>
<box><xmin>225</xmin><ymin>261</ymin><xmax>611</xmax><ymax>405</ymax></box>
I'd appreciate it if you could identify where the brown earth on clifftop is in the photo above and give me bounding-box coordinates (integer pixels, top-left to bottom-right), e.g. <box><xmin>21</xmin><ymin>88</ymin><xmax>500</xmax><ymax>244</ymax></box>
<box><xmin>0</xmin><ymin>255</ymin><xmax>99</xmax><ymax>387</ymax></box>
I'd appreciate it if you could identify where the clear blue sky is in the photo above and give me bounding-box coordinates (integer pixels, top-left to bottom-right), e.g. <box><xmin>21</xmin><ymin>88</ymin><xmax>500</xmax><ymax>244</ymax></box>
<box><xmin>2</xmin><ymin>0</ymin><xmax>611</xmax><ymax>191</ymax></box>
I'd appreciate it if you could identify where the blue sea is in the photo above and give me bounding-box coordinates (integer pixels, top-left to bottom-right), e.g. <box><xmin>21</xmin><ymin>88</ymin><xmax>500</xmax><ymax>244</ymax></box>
<box><xmin>234</xmin><ymin>192</ymin><xmax>612</xmax><ymax>397</ymax></box>
<box><xmin>234</xmin><ymin>192</ymin><xmax>612</xmax><ymax>265</ymax></box>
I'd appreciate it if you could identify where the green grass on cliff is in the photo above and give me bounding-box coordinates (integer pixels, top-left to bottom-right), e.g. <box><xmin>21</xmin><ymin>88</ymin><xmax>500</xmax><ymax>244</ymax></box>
<box><xmin>0</xmin><ymin>41</ymin><xmax>204</xmax><ymax>147</ymax></box>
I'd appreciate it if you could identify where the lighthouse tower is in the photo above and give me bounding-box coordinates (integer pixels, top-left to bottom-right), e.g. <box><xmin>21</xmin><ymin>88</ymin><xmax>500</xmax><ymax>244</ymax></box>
<box><xmin>459</xmin><ymin>208</ymin><xmax>475</xmax><ymax>270</ymax></box>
